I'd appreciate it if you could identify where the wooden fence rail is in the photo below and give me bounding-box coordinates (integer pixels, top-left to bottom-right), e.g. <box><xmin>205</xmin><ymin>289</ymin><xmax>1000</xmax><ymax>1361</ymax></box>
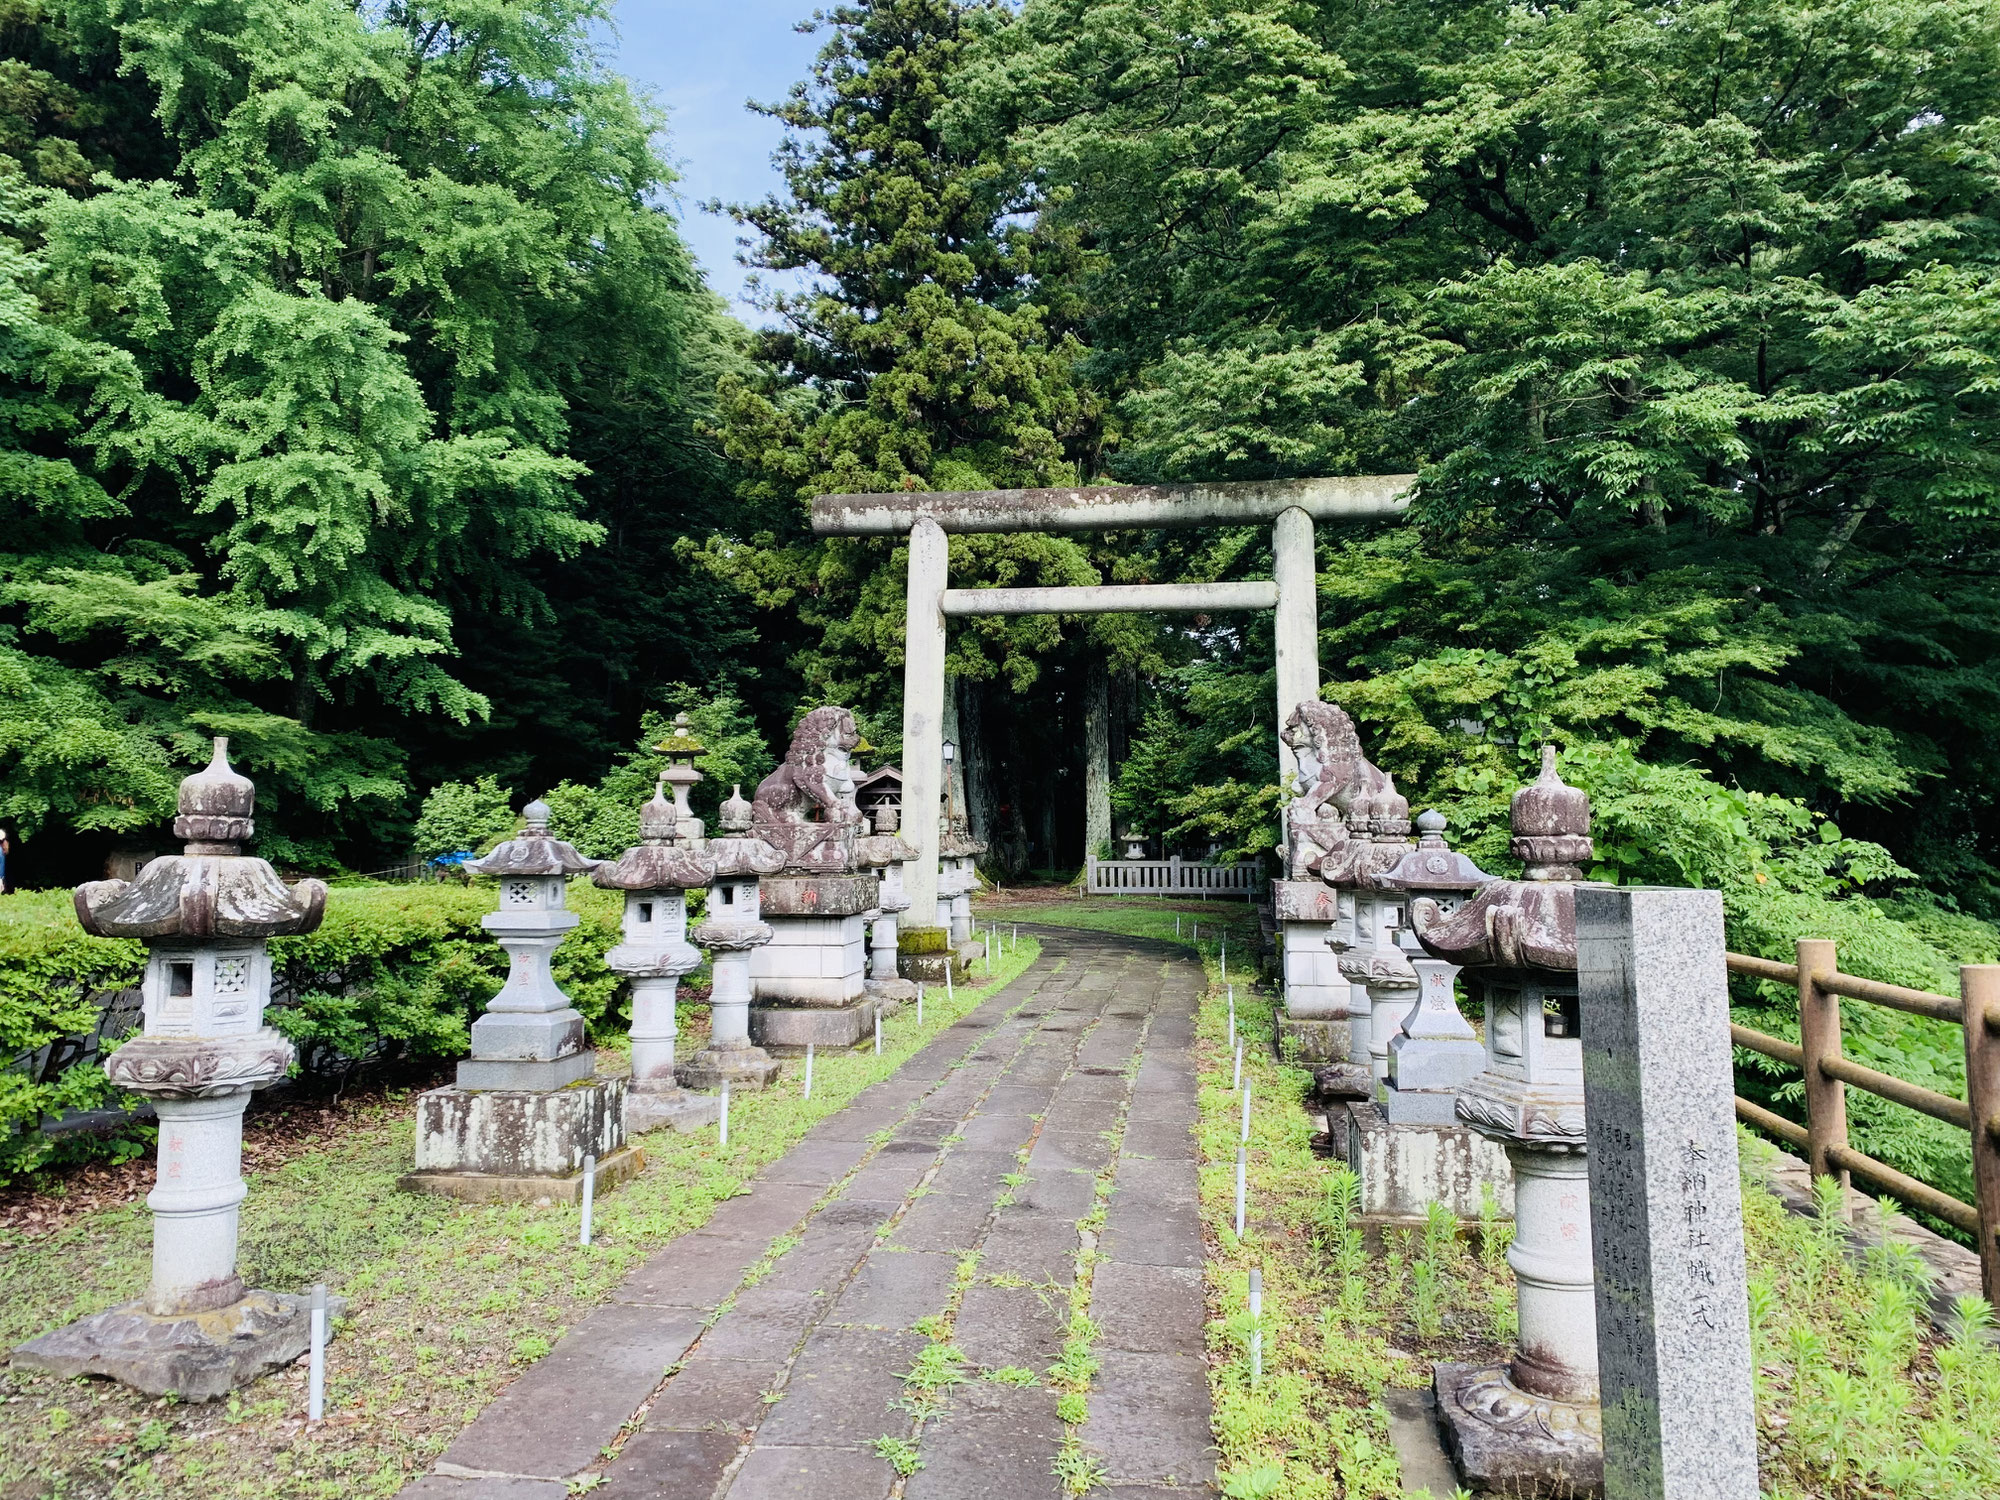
<box><xmin>1727</xmin><ymin>943</ymin><xmax>2000</xmax><ymax>1300</ymax></box>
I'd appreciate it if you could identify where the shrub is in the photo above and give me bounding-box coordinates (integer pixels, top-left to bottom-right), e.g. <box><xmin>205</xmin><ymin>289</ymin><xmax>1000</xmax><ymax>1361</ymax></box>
<box><xmin>0</xmin><ymin>880</ymin><xmax>626</xmax><ymax>1184</ymax></box>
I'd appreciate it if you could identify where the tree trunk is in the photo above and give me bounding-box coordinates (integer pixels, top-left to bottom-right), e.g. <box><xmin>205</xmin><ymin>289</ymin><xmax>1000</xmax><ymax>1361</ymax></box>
<box><xmin>1084</xmin><ymin>655</ymin><xmax>1112</xmax><ymax>859</ymax></box>
<box><xmin>960</xmin><ymin>678</ymin><xmax>994</xmax><ymax>844</ymax></box>
<box><xmin>941</xmin><ymin>677</ymin><xmax>968</xmax><ymax>832</ymax></box>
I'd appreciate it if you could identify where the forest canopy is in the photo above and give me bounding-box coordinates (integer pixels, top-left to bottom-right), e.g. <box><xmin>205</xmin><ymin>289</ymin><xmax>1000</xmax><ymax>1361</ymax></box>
<box><xmin>3</xmin><ymin>0</ymin><xmax>1996</xmax><ymax>952</ymax></box>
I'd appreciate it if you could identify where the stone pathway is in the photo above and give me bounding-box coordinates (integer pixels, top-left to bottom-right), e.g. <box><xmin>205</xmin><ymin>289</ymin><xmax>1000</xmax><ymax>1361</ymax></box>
<box><xmin>403</xmin><ymin>928</ymin><xmax>1215</xmax><ymax>1500</ymax></box>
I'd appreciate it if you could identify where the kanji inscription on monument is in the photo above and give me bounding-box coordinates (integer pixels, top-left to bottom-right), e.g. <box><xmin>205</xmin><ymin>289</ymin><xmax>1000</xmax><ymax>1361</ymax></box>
<box><xmin>1576</xmin><ymin>885</ymin><xmax>1756</xmax><ymax>1500</ymax></box>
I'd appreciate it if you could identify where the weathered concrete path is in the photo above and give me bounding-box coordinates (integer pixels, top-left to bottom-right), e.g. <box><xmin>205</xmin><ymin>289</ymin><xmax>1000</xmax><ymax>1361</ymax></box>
<box><xmin>404</xmin><ymin>928</ymin><xmax>1215</xmax><ymax>1500</ymax></box>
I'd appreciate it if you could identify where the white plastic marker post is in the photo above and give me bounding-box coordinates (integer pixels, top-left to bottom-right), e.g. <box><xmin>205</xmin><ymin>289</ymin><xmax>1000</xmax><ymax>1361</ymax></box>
<box><xmin>580</xmin><ymin>1152</ymin><xmax>597</xmax><ymax>1247</ymax></box>
<box><xmin>1248</xmin><ymin>1268</ymin><xmax>1264</xmax><ymax>1387</ymax></box>
<box><xmin>1240</xmin><ymin>1083</ymin><xmax>1252</xmax><ymax>1144</ymax></box>
<box><xmin>874</xmin><ymin>1006</ymin><xmax>883</xmax><ymax>1055</ymax></box>
<box><xmin>803</xmin><ymin>1043</ymin><xmax>814</xmax><ymax>1101</ymax></box>
<box><xmin>1176</xmin><ymin>915</ymin><xmax>1182</xmax><ymax>938</ymax></box>
<box><xmin>1233</xmin><ymin>1040</ymin><xmax>1243</xmax><ymax>1092</ymax></box>
<box><xmin>307</xmin><ymin>1282</ymin><xmax>327</xmax><ymax>1422</ymax></box>
<box><xmin>1011</xmin><ymin>924</ymin><xmax>1017</xmax><ymax>951</ymax></box>
<box><xmin>719</xmin><ymin>1079</ymin><xmax>730</xmax><ymax>1147</ymax></box>
<box><xmin>1228</xmin><ymin>986</ymin><xmax>1236</xmax><ymax>1049</ymax></box>
<box><xmin>917</xmin><ymin>983</ymin><xmax>925</xmax><ymax>1025</ymax></box>
<box><xmin>1234</xmin><ymin>1146</ymin><xmax>1247</xmax><ymax>1238</ymax></box>
<box><xmin>946</xmin><ymin>963</ymin><xmax>955</xmax><ymax>1003</ymax></box>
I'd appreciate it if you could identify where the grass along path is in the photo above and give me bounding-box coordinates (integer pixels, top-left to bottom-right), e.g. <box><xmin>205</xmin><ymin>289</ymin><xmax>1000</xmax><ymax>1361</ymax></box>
<box><xmin>1186</xmin><ymin>952</ymin><xmax>2000</xmax><ymax>1498</ymax></box>
<box><xmin>0</xmin><ymin>937</ymin><xmax>1040</xmax><ymax>1500</ymax></box>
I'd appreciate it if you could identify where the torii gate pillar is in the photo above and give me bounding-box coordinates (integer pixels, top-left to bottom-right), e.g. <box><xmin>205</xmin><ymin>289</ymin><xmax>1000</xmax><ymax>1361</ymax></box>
<box><xmin>813</xmin><ymin>475</ymin><xmax>1414</xmax><ymax>929</ymax></box>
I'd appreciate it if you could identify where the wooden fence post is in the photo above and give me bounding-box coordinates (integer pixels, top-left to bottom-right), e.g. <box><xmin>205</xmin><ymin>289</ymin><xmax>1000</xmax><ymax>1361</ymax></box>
<box><xmin>1961</xmin><ymin>964</ymin><xmax>2000</xmax><ymax>1303</ymax></box>
<box><xmin>1797</xmin><ymin>937</ymin><xmax>1849</xmax><ymax>1193</ymax></box>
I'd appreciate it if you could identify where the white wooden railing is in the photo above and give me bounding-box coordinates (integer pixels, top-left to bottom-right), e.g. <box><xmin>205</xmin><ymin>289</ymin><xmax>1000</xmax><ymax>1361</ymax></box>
<box><xmin>1085</xmin><ymin>855</ymin><xmax>1262</xmax><ymax>896</ymax></box>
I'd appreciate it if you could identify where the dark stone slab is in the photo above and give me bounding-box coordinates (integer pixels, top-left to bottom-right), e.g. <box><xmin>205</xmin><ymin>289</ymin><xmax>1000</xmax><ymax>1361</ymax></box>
<box><xmin>1039</xmin><ymin>1097</ymin><xmax>1122</xmax><ymax>1137</ymax></box>
<box><xmin>887</xmin><ymin>1192</ymin><xmax>993</xmax><ymax>1252</ymax></box>
<box><xmin>758</xmin><ymin>1138</ymin><xmax>873</xmax><ymax>1187</ymax></box>
<box><xmin>1090</xmin><ymin>1263</ymin><xmax>1206</xmax><ymax>1354</ymax></box>
<box><xmin>598</xmin><ymin>1425</ymin><xmax>743</xmax><ymax>1498</ymax></box>
<box><xmin>905</xmin><ymin>1382</ymin><xmax>1066</xmax><ymax>1500</ymax></box>
<box><xmin>926</xmin><ymin>1148</ymin><xmax>1022</xmax><ymax>1199</ymax></box>
<box><xmin>980</xmin><ymin>1084</ymin><xmax>1055</xmax><ymax>1118</ymax></box>
<box><xmin>1083</xmin><ymin>1350</ymin><xmax>1216</xmax><ymax>1487</ymax></box>
<box><xmin>841</xmin><ymin>1158</ymin><xmax>935</xmax><ymax>1204</ymax></box>
<box><xmin>704</xmin><ymin>1182</ymin><xmax>828</xmax><ymax>1242</ymax></box>
<box><xmin>727</xmin><ymin>1444</ymin><xmax>897</xmax><ymax>1499</ymax></box>
<box><xmin>828</xmin><ymin>1249</ymin><xmax>961</xmax><ymax>1330</ymax></box>
<box><xmin>809</xmin><ymin>1198</ymin><xmax>898</xmax><ymax>1235</ymax></box>
<box><xmin>695</xmin><ymin>1285</ymin><xmax>821</xmax><ymax>1363</ymax></box>
<box><xmin>1011</xmin><ymin>1167</ymin><xmax>1097</xmax><ymax>1218</ymax></box>
<box><xmin>1100</xmin><ymin>1203</ymin><xmax>1204</xmax><ymax>1270</ymax></box>
<box><xmin>1026</xmin><ymin>1130</ymin><xmax>1114</xmax><ymax>1176</ymax></box>
<box><xmin>1118</xmin><ymin>1117</ymin><xmax>1196</xmax><ymax>1160</ymax></box>
<box><xmin>891</xmin><ymin>1115</ymin><xmax>961</xmax><ymax>1146</ymax></box>
<box><xmin>754</xmin><ymin>1326</ymin><xmax>923</xmax><ymax>1447</ymax></box>
<box><xmin>953</xmin><ymin>1284</ymin><xmax>1066</xmax><ymax>1371</ymax></box>
<box><xmin>1123</xmin><ymin>1093</ymin><xmax>1198</xmax><ymax>1128</ymax></box>
<box><xmin>752</xmin><ymin>1235</ymin><xmax>871</xmax><ymax>1296</ymax></box>
<box><xmin>955</xmin><ymin>1112</ymin><xmax>1038</xmax><ymax>1152</ymax></box>
<box><xmin>402</xmin><ymin>1478</ymin><xmax>566</xmax><ymax>1499</ymax></box>
<box><xmin>438</xmin><ymin>1303</ymin><xmax>705</xmax><ymax>1478</ymax></box>
<box><xmin>803</xmin><ymin>1107</ymin><xmax>910</xmax><ymax>1143</ymax></box>
<box><xmin>644</xmin><ymin>1353</ymin><xmax>787</xmax><ymax>1433</ymax></box>
<box><xmin>1111</xmin><ymin>1157</ymin><xmax>1198</xmax><ymax>1207</ymax></box>
<box><xmin>615</xmin><ymin>1236</ymin><xmax>759</xmax><ymax>1311</ymax></box>
<box><xmin>978</xmin><ymin>1214</ymin><xmax>1078</xmax><ymax>1288</ymax></box>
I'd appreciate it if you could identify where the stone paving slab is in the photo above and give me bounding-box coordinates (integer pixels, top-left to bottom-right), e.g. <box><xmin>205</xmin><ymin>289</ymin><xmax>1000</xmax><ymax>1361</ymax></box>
<box><xmin>402</xmin><ymin>927</ymin><xmax>1218</xmax><ymax>1500</ymax></box>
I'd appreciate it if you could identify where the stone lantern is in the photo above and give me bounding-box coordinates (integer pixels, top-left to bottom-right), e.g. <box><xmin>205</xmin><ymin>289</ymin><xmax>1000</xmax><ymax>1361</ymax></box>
<box><xmin>407</xmin><ymin>800</ymin><xmax>637</xmax><ymax>1201</ymax></box>
<box><xmin>939</xmin><ymin>812</ymin><xmax>987</xmax><ymax>958</ymax></box>
<box><xmin>1272</xmin><ymin>701</ymin><xmax>1362</xmax><ymax>1068</ymax></box>
<box><xmin>15</xmin><ymin>739</ymin><xmax>329</xmax><ymax>1398</ymax></box>
<box><xmin>1119</xmin><ymin>828</ymin><xmax>1148</xmax><ymax>861</ymax></box>
<box><xmin>747</xmin><ymin>706</ymin><xmax>886</xmax><ymax>1051</ymax></box>
<box><xmin>1413</xmin><ymin>747</ymin><xmax>1601</xmax><ymax>1496</ymax></box>
<box><xmin>681</xmin><ymin>785</ymin><xmax>783</xmax><ymax>1088</ymax></box>
<box><xmin>654</xmin><ymin>711</ymin><xmax>707</xmax><ymax>844</ymax></box>
<box><xmin>594</xmin><ymin>777</ymin><xmax>719</xmax><ymax>1132</ymax></box>
<box><xmin>857</xmin><ymin>801</ymin><xmax>919</xmax><ymax>1003</ymax></box>
<box><xmin>1370</xmin><ymin>810</ymin><xmax>1494</xmax><ymax>1124</ymax></box>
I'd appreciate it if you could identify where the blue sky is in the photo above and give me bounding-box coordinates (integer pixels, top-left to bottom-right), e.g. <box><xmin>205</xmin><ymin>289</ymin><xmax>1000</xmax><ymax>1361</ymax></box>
<box><xmin>602</xmin><ymin>0</ymin><xmax>824</xmax><ymax>322</ymax></box>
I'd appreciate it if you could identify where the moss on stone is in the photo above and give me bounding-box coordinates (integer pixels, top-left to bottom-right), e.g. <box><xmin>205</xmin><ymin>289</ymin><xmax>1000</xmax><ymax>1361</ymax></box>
<box><xmin>899</xmin><ymin>925</ymin><xmax>950</xmax><ymax>955</ymax></box>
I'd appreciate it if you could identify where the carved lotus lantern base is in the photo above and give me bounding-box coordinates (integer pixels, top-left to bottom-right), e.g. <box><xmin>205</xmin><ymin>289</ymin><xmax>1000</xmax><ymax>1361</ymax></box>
<box><xmin>12</xmin><ymin>1288</ymin><xmax>347</xmax><ymax>1403</ymax></box>
<box><xmin>1433</xmin><ymin>1359</ymin><xmax>1604</xmax><ymax>1499</ymax></box>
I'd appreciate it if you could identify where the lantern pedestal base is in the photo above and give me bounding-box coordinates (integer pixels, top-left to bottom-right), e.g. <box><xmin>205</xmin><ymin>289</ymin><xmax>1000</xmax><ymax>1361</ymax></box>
<box><xmin>1433</xmin><ymin>1362</ymin><xmax>1603</xmax><ymax>1498</ymax></box>
<box><xmin>677</xmin><ymin>1043</ymin><xmax>782</xmax><ymax>1090</ymax></box>
<box><xmin>1277</xmin><ymin>1014</ymin><xmax>1349</xmax><ymax>1067</ymax></box>
<box><xmin>401</xmin><ymin>1143</ymin><xmax>645</xmax><ymax>1205</ymax></box>
<box><xmin>407</xmin><ymin>1075</ymin><xmax>628</xmax><ymax>1192</ymax></box>
<box><xmin>1339</xmin><ymin>1101</ymin><xmax>1514</xmax><ymax>1222</ymax></box>
<box><xmin>866</xmin><ymin>976</ymin><xmax>919</xmax><ymax>1004</ymax></box>
<box><xmin>625</xmin><ymin>1084</ymin><xmax>721</xmax><ymax>1134</ymax></box>
<box><xmin>11</xmin><ymin>1288</ymin><xmax>344</xmax><ymax>1402</ymax></box>
<box><xmin>750</xmin><ymin>997</ymin><xmax>890</xmax><ymax>1052</ymax></box>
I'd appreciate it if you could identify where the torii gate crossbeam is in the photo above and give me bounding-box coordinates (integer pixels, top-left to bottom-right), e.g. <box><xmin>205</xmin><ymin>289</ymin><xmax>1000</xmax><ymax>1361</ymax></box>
<box><xmin>810</xmin><ymin>475</ymin><xmax>1416</xmax><ymax>930</ymax></box>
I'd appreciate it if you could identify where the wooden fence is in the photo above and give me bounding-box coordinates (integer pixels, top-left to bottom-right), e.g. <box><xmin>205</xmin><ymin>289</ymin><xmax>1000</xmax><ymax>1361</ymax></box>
<box><xmin>1084</xmin><ymin>855</ymin><xmax>1262</xmax><ymax>897</ymax></box>
<box><xmin>1728</xmin><ymin>941</ymin><xmax>2000</xmax><ymax>1299</ymax></box>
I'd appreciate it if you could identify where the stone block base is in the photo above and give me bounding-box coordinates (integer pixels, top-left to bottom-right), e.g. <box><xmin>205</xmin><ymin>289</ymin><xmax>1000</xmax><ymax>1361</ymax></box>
<box><xmin>456</xmin><ymin>1047</ymin><xmax>596</xmax><ymax>1092</ymax></box>
<box><xmin>412</xmin><ymin>1076</ymin><xmax>625</xmax><ymax>1180</ymax></box>
<box><xmin>1380</xmin><ymin>1083</ymin><xmax>1467</xmax><ymax>1126</ymax></box>
<box><xmin>625</xmin><ymin>1086</ymin><xmax>721</xmax><ymax>1134</ymax></box>
<box><xmin>1342</xmin><ymin>1101</ymin><xmax>1515</xmax><ymax>1223</ymax></box>
<box><xmin>1276</xmin><ymin>1014</ymin><xmax>1348</xmax><ymax>1066</ymax></box>
<box><xmin>1434</xmin><ymin>1363</ymin><xmax>1603</xmax><ymax>1498</ymax></box>
<box><xmin>677</xmin><ymin>1044</ymin><xmax>782</xmax><ymax>1091</ymax></box>
<box><xmin>1312</xmin><ymin>1061</ymin><xmax>1374</xmax><ymax>1101</ymax></box>
<box><xmin>899</xmin><ymin>950</ymin><xmax>952</xmax><ymax>983</ymax></box>
<box><xmin>866</xmin><ymin>976</ymin><xmax>919</xmax><ymax>1004</ymax></box>
<box><xmin>402</xmin><ymin>1143</ymin><xmax>645</xmax><ymax>1205</ymax></box>
<box><xmin>10</xmin><ymin>1289</ymin><xmax>341</xmax><ymax>1401</ymax></box>
<box><xmin>750</xmin><ymin>998</ymin><xmax>885</xmax><ymax>1052</ymax></box>
<box><xmin>955</xmin><ymin>940</ymin><xmax>988</xmax><ymax>972</ymax></box>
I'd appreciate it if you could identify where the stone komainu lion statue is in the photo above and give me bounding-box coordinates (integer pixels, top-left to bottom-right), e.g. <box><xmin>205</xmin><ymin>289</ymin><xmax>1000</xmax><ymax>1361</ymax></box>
<box><xmin>752</xmin><ymin>707</ymin><xmax>864</xmax><ymax>869</ymax></box>
<box><xmin>1279</xmin><ymin>700</ymin><xmax>1390</xmax><ymax>880</ymax></box>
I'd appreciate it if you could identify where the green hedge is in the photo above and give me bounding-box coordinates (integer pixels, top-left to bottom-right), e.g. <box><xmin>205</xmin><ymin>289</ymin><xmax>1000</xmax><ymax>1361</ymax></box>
<box><xmin>0</xmin><ymin>881</ymin><xmax>626</xmax><ymax>1184</ymax></box>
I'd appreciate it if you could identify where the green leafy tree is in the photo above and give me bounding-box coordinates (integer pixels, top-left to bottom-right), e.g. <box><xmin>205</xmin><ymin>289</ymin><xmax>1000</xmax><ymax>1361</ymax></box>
<box><xmin>1</xmin><ymin>0</ymin><xmax>751</xmax><ymax>873</ymax></box>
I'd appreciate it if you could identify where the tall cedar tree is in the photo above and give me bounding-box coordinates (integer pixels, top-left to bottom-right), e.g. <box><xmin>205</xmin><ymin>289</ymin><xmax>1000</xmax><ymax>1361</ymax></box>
<box><xmin>700</xmin><ymin>0</ymin><xmax>1171</xmax><ymax>811</ymax></box>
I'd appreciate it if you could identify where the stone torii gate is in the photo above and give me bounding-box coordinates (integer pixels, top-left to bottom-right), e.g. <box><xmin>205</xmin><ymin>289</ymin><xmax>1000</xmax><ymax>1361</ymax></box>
<box><xmin>812</xmin><ymin>475</ymin><xmax>1416</xmax><ymax>929</ymax></box>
